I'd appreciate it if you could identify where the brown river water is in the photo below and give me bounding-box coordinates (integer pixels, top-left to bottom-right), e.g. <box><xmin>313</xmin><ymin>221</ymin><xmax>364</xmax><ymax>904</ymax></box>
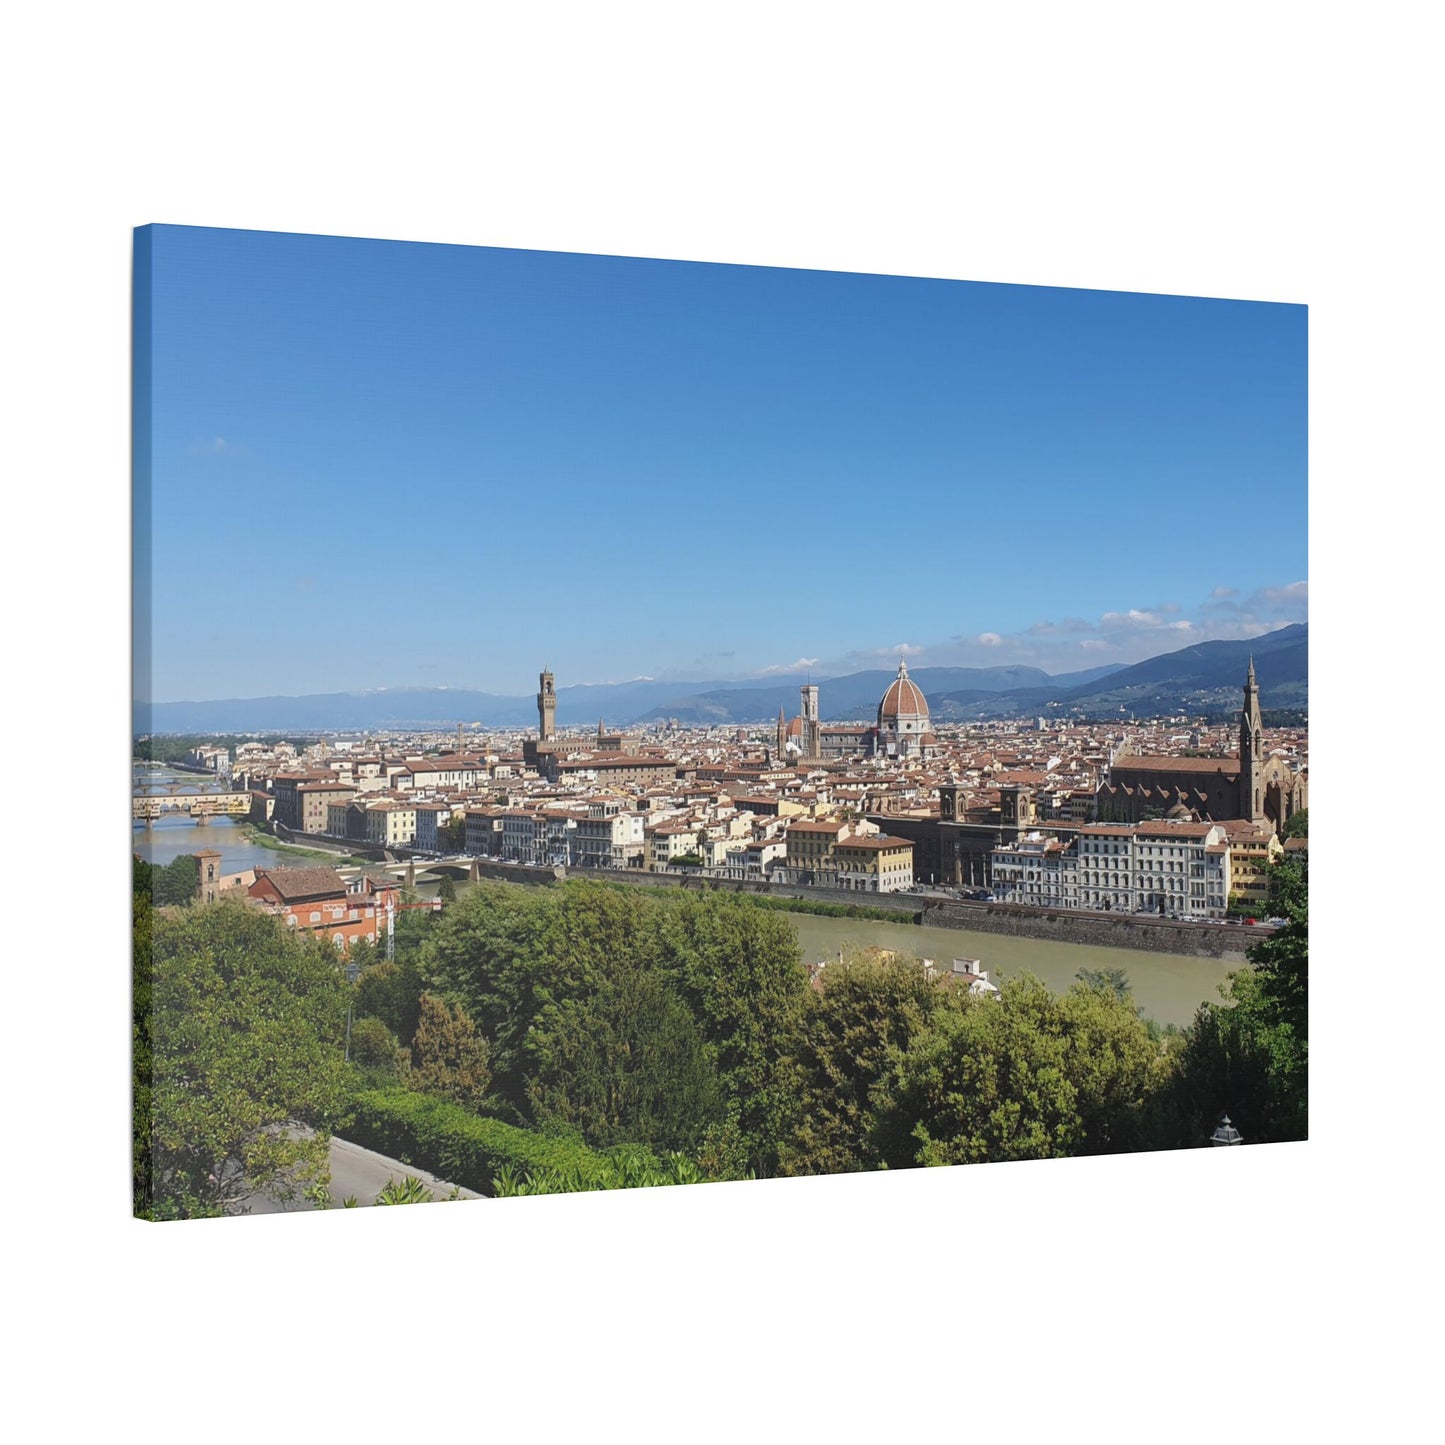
<box><xmin>790</xmin><ymin>912</ymin><xmax>1237</xmax><ymax>1029</ymax></box>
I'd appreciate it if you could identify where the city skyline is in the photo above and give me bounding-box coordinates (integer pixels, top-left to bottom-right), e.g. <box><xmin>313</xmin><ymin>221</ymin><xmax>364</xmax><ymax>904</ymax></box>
<box><xmin>135</xmin><ymin>226</ymin><xmax>1307</xmax><ymax>704</ymax></box>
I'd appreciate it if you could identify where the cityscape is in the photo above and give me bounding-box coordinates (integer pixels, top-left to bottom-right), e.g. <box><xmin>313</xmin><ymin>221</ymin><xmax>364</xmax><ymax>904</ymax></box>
<box><xmin>133</xmin><ymin>226</ymin><xmax>1307</xmax><ymax>1219</ymax></box>
<box><xmin>143</xmin><ymin>648</ymin><xmax>1305</xmax><ymax>920</ymax></box>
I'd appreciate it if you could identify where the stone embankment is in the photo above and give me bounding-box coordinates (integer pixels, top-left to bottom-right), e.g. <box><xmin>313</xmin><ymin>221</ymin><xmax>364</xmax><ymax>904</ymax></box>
<box><xmin>264</xmin><ymin>831</ymin><xmax>1261</xmax><ymax>962</ymax></box>
<box><xmin>442</xmin><ymin>862</ymin><xmax>1261</xmax><ymax>961</ymax></box>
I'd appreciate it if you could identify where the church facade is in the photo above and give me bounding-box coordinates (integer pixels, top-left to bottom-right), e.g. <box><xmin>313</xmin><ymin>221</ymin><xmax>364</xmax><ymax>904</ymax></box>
<box><xmin>1094</xmin><ymin>660</ymin><xmax>1306</xmax><ymax>835</ymax></box>
<box><xmin>774</xmin><ymin>660</ymin><xmax>938</xmax><ymax>763</ymax></box>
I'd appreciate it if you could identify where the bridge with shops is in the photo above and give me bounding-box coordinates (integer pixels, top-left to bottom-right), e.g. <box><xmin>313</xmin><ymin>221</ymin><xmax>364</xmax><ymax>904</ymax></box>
<box><xmin>133</xmin><ymin>787</ymin><xmax>253</xmax><ymax>823</ymax></box>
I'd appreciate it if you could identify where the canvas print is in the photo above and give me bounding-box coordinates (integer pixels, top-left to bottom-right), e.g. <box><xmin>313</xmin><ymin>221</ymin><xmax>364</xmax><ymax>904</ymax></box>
<box><xmin>132</xmin><ymin>226</ymin><xmax>1307</xmax><ymax>1220</ymax></box>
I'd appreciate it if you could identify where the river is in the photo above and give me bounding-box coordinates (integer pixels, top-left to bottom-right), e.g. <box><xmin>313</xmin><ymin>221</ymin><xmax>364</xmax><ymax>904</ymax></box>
<box><xmin>790</xmin><ymin>912</ymin><xmax>1232</xmax><ymax>1029</ymax></box>
<box><xmin>132</xmin><ymin>765</ymin><xmax>348</xmax><ymax>873</ymax></box>
<box><xmin>131</xmin><ymin>770</ymin><xmax>1235</xmax><ymax>1028</ymax></box>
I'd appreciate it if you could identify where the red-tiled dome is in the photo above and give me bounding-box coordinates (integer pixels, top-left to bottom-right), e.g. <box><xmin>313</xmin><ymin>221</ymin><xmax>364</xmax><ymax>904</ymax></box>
<box><xmin>878</xmin><ymin>659</ymin><xmax>929</xmax><ymax>723</ymax></box>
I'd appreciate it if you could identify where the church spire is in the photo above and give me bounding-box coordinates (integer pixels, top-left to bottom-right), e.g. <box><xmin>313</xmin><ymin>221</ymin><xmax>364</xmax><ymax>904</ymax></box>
<box><xmin>1239</xmin><ymin>657</ymin><xmax>1264</xmax><ymax>822</ymax></box>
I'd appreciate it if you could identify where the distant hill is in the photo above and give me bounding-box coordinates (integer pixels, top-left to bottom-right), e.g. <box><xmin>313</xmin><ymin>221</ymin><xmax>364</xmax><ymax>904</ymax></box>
<box><xmin>636</xmin><ymin>664</ymin><xmax>1077</xmax><ymax>726</ymax></box>
<box><xmin>1057</xmin><ymin>623</ymin><xmax>1307</xmax><ymax>717</ymax></box>
<box><xmin>135</xmin><ymin>628</ymin><xmax>1304</xmax><ymax>733</ymax></box>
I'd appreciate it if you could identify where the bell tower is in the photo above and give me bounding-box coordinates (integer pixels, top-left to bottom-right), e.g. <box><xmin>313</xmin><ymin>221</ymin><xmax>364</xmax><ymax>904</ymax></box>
<box><xmin>195</xmin><ymin>848</ymin><xmax>222</xmax><ymax>905</ymax></box>
<box><xmin>801</xmin><ymin>685</ymin><xmax>820</xmax><ymax>760</ymax></box>
<box><xmin>538</xmin><ymin>668</ymin><xmax>557</xmax><ymax>742</ymax></box>
<box><xmin>1239</xmin><ymin>657</ymin><xmax>1264</xmax><ymax>822</ymax></box>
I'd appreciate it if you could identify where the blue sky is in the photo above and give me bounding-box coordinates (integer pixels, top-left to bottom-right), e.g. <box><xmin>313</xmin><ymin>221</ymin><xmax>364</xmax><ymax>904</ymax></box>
<box><xmin>136</xmin><ymin>225</ymin><xmax>1306</xmax><ymax>702</ymax></box>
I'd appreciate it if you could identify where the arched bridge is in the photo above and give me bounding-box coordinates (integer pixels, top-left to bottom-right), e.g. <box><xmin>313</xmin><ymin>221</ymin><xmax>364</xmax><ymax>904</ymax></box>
<box><xmin>133</xmin><ymin>791</ymin><xmax>252</xmax><ymax>823</ymax></box>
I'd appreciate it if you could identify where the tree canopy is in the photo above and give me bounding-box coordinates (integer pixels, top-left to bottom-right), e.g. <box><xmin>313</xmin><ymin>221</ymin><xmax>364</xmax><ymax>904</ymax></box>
<box><xmin>1156</xmin><ymin>857</ymin><xmax>1308</xmax><ymax>1145</ymax></box>
<box><xmin>420</xmin><ymin>880</ymin><xmax>809</xmax><ymax>1170</ymax></box>
<box><xmin>871</xmin><ymin>973</ymin><xmax>1161</xmax><ymax>1167</ymax></box>
<box><xmin>780</xmin><ymin>950</ymin><xmax>953</xmax><ymax>1176</ymax></box>
<box><xmin>138</xmin><ymin>898</ymin><xmax>355</xmax><ymax>1219</ymax></box>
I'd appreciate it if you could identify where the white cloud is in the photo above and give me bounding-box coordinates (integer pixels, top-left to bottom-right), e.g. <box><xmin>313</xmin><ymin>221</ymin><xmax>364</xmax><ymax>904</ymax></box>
<box><xmin>757</xmin><ymin>656</ymin><xmax>819</xmax><ymax>675</ymax></box>
<box><xmin>820</xmin><ymin>578</ymin><xmax>1304</xmax><ymax>678</ymax></box>
<box><xmin>188</xmin><ymin>435</ymin><xmax>239</xmax><ymax>457</ymax></box>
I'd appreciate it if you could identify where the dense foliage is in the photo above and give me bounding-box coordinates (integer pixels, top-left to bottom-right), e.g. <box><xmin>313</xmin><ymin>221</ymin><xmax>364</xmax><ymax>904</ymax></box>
<box><xmin>137</xmin><ymin>897</ymin><xmax>355</xmax><ymax>1218</ymax></box>
<box><xmin>420</xmin><ymin>881</ymin><xmax>810</xmax><ymax>1173</ymax></box>
<box><xmin>134</xmin><ymin>852</ymin><xmax>201</xmax><ymax>908</ymax></box>
<box><xmin>780</xmin><ymin>951</ymin><xmax>952</xmax><ymax>1175</ymax></box>
<box><xmin>134</xmin><ymin>854</ymin><xmax>1309</xmax><ymax>1214</ymax></box>
<box><xmin>402</xmin><ymin>993</ymin><xmax>493</xmax><ymax>1109</ymax></box>
<box><xmin>1159</xmin><ymin>857</ymin><xmax>1308</xmax><ymax>1145</ymax></box>
<box><xmin>871</xmin><ymin>973</ymin><xmax>1162</xmax><ymax>1166</ymax></box>
<box><xmin>348</xmin><ymin>1087</ymin><xmax>622</xmax><ymax>1195</ymax></box>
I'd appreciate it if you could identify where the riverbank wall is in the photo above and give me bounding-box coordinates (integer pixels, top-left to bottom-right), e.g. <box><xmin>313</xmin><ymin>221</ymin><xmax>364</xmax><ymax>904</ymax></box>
<box><xmin>446</xmin><ymin>863</ymin><xmax>1255</xmax><ymax>961</ymax></box>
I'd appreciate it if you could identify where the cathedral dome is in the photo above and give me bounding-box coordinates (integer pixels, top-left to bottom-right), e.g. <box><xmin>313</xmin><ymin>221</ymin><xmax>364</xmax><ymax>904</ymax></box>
<box><xmin>878</xmin><ymin>659</ymin><xmax>929</xmax><ymax>725</ymax></box>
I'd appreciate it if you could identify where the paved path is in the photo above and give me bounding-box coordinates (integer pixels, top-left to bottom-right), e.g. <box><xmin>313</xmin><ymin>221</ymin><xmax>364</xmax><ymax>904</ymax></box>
<box><xmin>245</xmin><ymin>1134</ymin><xmax>484</xmax><ymax>1214</ymax></box>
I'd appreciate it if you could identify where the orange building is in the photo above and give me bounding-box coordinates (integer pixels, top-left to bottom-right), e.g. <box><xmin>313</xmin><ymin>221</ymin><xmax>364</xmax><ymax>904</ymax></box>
<box><xmin>246</xmin><ymin>865</ymin><xmax>401</xmax><ymax>953</ymax></box>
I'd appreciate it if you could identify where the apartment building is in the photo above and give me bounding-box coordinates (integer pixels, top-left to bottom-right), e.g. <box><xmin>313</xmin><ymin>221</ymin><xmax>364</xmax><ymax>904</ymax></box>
<box><xmin>645</xmin><ymin>823</ymin><xmax>701</xmax><ymax>872</ymax></box>
<box><xmin>992</xmin><ymin>819</ymin><xmax>1233</xmax><ymax>918</ymax></box>
<box><xmin>832</xmin><ymin>835</ymin><xmax>916</xmax><ymax>892</ymax></box>
<box><xmin>364</xmin><ymin>801</ymin><xmax>418</xmax><ymax>849</ymax></box>
<box><xmin>572</xmin><ymin>799</ymin><xmax>646</xmax><ymax>869</ymax></box>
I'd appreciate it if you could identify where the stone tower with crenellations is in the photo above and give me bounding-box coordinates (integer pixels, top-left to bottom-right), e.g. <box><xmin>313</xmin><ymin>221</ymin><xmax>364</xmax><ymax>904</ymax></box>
<box><xmin>537</xmin><ymin>668</ymin><xmax>556</xmax><ymax>742</ymax></box>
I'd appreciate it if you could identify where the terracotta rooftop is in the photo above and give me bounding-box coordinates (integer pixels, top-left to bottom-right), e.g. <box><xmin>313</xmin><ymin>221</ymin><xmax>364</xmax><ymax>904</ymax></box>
<box><xmin>253</xmin><ymin>866</ymin><xmax>348</xmax><ymax>902</ymax></box>
<box><xmin>1111</xmin><ymin>756</ymin><xmax>1240</xmax><ymax>775</ymax></box>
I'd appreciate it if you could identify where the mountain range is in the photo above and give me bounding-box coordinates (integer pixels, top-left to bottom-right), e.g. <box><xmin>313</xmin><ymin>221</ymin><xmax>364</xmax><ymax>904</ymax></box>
<box><xmin>135</xmin><ymin>624</ymin><xmax>1305</xmax><ymax>734</ymax></box>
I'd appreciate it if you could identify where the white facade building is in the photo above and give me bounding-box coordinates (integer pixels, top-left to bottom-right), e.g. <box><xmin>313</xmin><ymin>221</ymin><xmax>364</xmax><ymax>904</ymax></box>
<box><xmin>992</xmin><ymin>820</ymin><xmax>1233</xmax><ymax>918</ymax></box>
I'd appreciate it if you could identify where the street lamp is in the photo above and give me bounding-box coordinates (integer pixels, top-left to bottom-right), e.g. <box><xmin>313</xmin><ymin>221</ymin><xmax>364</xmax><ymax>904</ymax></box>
<box><xmin>1209</xmin><ymin>1114</ymin><xmax>1244</xmax><ymax>1146</ymax></box>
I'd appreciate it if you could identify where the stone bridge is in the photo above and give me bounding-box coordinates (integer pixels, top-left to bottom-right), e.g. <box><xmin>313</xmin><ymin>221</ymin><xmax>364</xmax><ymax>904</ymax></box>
<box><xmin>133</xmin><ymin>790</ymin><xmax>252</xmax><ymax>823</ymax></box>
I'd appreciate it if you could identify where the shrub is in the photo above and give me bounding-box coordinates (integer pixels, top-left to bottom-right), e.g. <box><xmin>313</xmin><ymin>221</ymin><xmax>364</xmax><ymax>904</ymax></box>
<box><xmin>347</xmin><ymin>1088</ymin><xmax>615</xmax><ymax>1197</ymax></box>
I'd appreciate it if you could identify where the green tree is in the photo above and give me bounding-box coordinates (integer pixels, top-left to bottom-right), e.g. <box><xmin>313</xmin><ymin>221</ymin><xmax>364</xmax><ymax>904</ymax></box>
<box><xmin>526</xmin><ymin>960</ymin><xmax>724</xmax><ymax>1152</ymax></box>
<box><xmin>1157</xmin><ymin>860</ymin><xmax>1308</xmax><ymax>1146</ymax></box>
<box><xmin>1281</xmin><ymin>808</ymin><xmax>1308</xmax><ymax>840</ymax></box>
<box><xmin>404</xmin><ymin>993</ymin><xmax>493</xmax><ymax>1109</ymax></box>
<box><xmin>133</xmin><ymin>885</ymin><xmax>155</xmax><ymax>1214</ymax></box>
<box><xmin>871</xmin><ymin>973</ymin><xmax>1159</xmax><ymax>1167</ymax></box>
<box><xmin>421</xmin><ymin>881</ymin><xmax>809</xmax><ymax>1169</ymax></box>
<box><xmin>393</xmin><ymin>896</ymin><xmax>440</xmax><ymax>959</ymax></box>
<box><xmin>441</xmin><ymin>814</ymin><xmax>468</xmax><ymax>852</ymax></box>
<box><xmin>437</xmin><ymin>875</ymin><xmax>458</xmax><ymax>904</ymax></box>
<box><xmin>152</xmin><ymin>853</ymin><xmax>200</xmax><ymax>907</ymax></box>
<box><xmin>349</xmin><ymin>1015</ymin><xmax>403</xmax><ymax>1074</ymax></box>
<box><xmin>139</xmin><ymin>898</ymin><xmax>355</xmax><ymax>1219</ymax></box>
<box><xmin>423</xmin><ymin>881</ymin><xmax>630</xmax><ymax>1113</ymax></box>
<box><xmin>873</xmin><ymin>975</ymin><xmax>1083</xmax><ymax>1166</ymax></box>
<box><xmin>780</xmin><ymin>950</ymin><xmax>953</xmax><ymax>1176</ymax></box>
<box><xmin>651</xmin><ymin>888</ymin><xmax>811</xmax><ymax>1176</ymax></box>
<box><xmin>355</xmin><ymin>958</ymin><xmax>425</xmax><ymax>1046</ymax></box>
<box><xmin>1074</xmin><ymin>966</ymin><xmax>1132</xmax><ymax>1003</ymax></box>
<box><xmin>1053</xmin><ymin>976</ymin><xmax>1163</xmax><ymax>1153</ymax></box>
